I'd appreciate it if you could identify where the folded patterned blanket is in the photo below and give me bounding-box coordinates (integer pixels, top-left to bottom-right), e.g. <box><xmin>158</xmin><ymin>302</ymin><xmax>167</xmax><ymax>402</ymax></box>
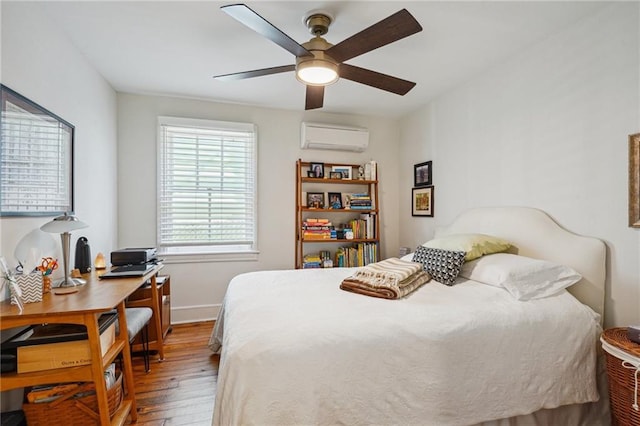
<box><xmin>354</xmin><ymin>257</ymin><xmax>423</xmax><ymax>283</ymax></box>
<box><xmin>340</xmin><ymin>257</ymin><xmax>431</xmax><ymax>299</ymax></box>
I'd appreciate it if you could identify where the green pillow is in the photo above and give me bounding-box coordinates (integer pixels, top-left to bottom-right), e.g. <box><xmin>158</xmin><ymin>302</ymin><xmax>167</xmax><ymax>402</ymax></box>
<box><xmin>423</xmin><ymin>233</ymin><xmax>512</xmax><ymax>262</ymax></box>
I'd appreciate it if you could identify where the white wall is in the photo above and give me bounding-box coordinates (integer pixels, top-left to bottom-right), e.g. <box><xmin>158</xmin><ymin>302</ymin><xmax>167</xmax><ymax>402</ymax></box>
<box><xmin>117</xmin><ymin>93</ymin><xmax>400</xmax><ymax>323</ymax></box>
<box><xmin>0</xmin><ymin>2</ymin><xmax>118</xmax><ymax>289</ymax></box>
<box><xmin>0</xmin><ymin>1</ymin><xmax>118</xmax><ymax>411</ymax></box>
<box><xmin>399</xmin><ymin>3</ymin><xmax>640</xmax><ymax>327</ymax></box>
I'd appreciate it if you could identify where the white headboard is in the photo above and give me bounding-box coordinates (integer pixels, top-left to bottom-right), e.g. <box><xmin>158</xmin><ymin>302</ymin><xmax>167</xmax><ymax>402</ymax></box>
<box><xmin>436</xmin><ymin>207</ymin><xmax>606</xmax><ymax>321</ymax></box>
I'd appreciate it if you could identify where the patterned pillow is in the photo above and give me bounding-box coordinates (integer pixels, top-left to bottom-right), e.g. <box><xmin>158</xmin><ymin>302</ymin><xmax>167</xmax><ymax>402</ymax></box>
<box><xmin>412</xmin><ymin>246</ymin><xmax>466</xmax><ymax>286</ymax></box>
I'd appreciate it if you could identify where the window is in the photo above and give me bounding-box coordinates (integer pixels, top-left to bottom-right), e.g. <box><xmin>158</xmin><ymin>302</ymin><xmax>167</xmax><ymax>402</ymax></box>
<box><xmin>157</xmin><ymin>116</ymin><xmax>257</xmax><ymax>256</ymax></box>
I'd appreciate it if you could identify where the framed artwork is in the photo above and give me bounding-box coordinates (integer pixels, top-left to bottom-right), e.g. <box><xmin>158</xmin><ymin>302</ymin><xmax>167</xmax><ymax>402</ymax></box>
<box><xmin>331</xmin><ymin>165</ymin><xmax>352</xmax><ymax>180</ymax></box>
<box><xmin>329</xmin><ymin>171</ymin><xmax>342</xmax><ymax>180</ymax></box>
<box><xmin>414</xmin><ymin>161</ymin><xmax>432</xmax><ymax>187</ymax></box>
<box><xmin>307</xmin><ymin>192</ymin><xmax>325</xmax><ymax>209</ymax></box>
<box><xmin>412</xmin><ymin>186</ymin><xmax>434</xmax><ymax>217</ymax></box>
<box><xmin>328</xmin><ymin>192</ymin><xmax>343</xmax><ymax>209</ymax></box>
<box><xmin>629</xmin><ymin>133</ymin><xmax>640</xmax><ymax>227</ymax></box>
<box><xmin>310</xmin><ymin>162</ymin><xmax>324</xmax><ymax>178</ymax></box>
<box><xmin>1</xmin><ymin>85</ymin><xmax>75</xmax><ymax>216</ymax></box>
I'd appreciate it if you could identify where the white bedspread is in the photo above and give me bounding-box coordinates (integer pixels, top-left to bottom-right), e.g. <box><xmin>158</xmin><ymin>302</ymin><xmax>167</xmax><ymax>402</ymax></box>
<box><xmin>210</xmin><ymin>267</ymin><xmax>600</xmax><ymax>426</ymax></box>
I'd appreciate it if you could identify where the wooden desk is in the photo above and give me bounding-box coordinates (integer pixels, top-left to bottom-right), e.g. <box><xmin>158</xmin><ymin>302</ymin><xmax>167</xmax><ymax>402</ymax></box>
<box><xmin>0</xmin><ymin>265</ymin><xmax>163</xmax><ymax>425</ymax></box>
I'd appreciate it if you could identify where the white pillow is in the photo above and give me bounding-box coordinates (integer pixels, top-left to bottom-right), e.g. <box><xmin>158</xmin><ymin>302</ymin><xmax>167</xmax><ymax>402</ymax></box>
<box><xmin>400</xmin><ymin>253</ymin><xmax>414</xmax><ymax>262</ymax></box>
<box><xmin>460</xmin><ymin>253</ymin><xmax>581</xmax><ymax>301</ymax></box>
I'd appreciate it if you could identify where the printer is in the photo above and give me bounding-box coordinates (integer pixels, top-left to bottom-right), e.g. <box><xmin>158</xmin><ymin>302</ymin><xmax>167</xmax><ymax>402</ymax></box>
<box><xmin>110</xmin><ymin>248</ymin><xmax>157</xmax><ymax>266</ymax></box>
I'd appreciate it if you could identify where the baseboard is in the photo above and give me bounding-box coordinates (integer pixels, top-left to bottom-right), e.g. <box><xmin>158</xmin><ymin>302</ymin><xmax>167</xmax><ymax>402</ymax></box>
<box><xmin>170</xmin><ymin>304</ymin><xmax>221</xmax><ymax>324</ymax></box>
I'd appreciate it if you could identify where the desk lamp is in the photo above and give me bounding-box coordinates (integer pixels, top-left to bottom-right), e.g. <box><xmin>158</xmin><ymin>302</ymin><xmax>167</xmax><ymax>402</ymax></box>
<box><xmin>40</xmin><ymin>213</ymin><xmax>88</xmax><ymax>290</ymax></box>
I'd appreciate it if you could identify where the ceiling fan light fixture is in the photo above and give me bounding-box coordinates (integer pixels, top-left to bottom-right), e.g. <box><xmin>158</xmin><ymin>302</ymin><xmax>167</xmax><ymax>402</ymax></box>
<box><xmin>296</xmin><ymin>58</ymin><xmax>338</xmax><ymax>86</ymax></box>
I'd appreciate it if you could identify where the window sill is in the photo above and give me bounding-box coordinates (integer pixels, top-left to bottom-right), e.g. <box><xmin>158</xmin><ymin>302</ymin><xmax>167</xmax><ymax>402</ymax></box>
<box><xmin>159</xmin><ymin>250</ymin><xmax>259</xmax><ymax>264</ymax></box>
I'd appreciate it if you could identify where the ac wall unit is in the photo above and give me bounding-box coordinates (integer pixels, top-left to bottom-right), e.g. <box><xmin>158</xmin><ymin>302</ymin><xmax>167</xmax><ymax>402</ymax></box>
<box><xmin>301</xmin><ymin>122</ymin><xmax>369</xmax><ymax>152</ymax></box>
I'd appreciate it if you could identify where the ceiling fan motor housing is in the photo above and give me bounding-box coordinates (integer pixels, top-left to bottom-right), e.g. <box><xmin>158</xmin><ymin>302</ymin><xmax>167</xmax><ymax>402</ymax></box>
<box><xmin>304</xmin><ymin>12</ymin><xmax>333</xmax><ymax>36</ymax></box>
<box><xmin>296</xmin><ymin>36</ymin><xmax>338</xmax><ymax>86</ymax></box>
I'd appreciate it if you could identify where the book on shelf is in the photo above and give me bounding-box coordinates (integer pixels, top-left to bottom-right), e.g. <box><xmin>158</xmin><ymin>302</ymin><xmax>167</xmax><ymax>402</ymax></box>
<box><xmin>303</xmin><ymin>253</ymin><xmax>322</xmax><ymax>268</ymax></box>
<box><xmin>343</xmin><ymin>193</ymin><xmax>372</xmax><ymax>210</ymax></box>
<box><xmin>345</xmin><ymin>214</ymin><xmax>376</xmax><ymax>240</ymax></box>
<box><xmin>303</xmin><ymin>220</ymin><xmax>332</xmax><ymax>228</ymax></box>
<box><xmin>350</xmin><ymin>193</ymin><xmax>370</xmax><ymax>199</ymax></box>
<box><xmin>26</xmin><ymin>363</ymin><xmax>118</xmax><ymax>403</ymax></box>
<box><xmin>334</xmin><ymin>242</ymin><xmax>378</xmax><ymax>267</ymax></box>
<box><xmin>306</xmin><ymin>218</ymin><xmax>330</xmax><ymax>223</ymax></box>
<box><xmin>363</xmin><ymin>160</ymin><xmax>377</xmax><ymax>181</ymax></box>
<box><xmin>303</xmin><ymin>234</ymin><xmax>333</xmax><ymax>240</ymax></box>
<box><xmin>303</xmin><ymin>218</ymin><xmax>334</xmax><ymax>240</ymax></box>
<box><xmin>360</xmin><ymin>213</ymin><xmax>375</xmax><ymax>239</ymax></box>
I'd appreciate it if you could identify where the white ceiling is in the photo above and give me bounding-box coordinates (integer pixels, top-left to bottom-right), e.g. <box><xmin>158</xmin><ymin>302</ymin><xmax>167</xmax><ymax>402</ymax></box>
<box><xmin>37</xmin><ymin>1</ymin><xmax>607</xmax><ymax>117</ymax></box>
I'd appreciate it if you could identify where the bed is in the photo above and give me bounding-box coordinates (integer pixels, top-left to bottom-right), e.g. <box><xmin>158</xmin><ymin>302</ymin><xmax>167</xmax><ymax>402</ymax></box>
<box><xmin>209</xmin><ymin>206</ymin><xmax>610</xmax><ymax>425</ymax></box>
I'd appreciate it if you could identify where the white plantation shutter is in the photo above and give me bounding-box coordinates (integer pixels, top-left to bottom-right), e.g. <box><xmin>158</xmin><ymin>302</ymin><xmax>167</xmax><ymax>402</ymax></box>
<box><xmin>158</xmin><ymin>117</ymin><xmax>257</xmax><ymax>253</ymax></box>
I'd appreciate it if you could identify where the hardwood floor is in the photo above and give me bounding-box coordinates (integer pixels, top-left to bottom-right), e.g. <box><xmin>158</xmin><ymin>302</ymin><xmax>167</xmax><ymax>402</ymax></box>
<box><xmin>126</xmin><ymin>321</ymin><xmax>219</xmax><ymax>426</ymax></box>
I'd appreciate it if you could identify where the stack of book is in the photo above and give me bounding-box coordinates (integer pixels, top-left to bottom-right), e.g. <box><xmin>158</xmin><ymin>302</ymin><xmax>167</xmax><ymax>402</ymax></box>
<box><xmin>349</xmin><ymin>193</ymin><xmax>372</xmax><ymax>210</ymax></box>
<box><xmin>334</xmin><ymin>242</ymin><xmax>378</xmax><ymax>267</ymax></box>
<box><xmin>302</xmin><ymin>253</ymin><xmax>322</xmax><ymax>268</ymax></box>
<box><xmin>302</xmin><ymin>218</ymin><xmax>333</xmax><ymax>240</ymax></box>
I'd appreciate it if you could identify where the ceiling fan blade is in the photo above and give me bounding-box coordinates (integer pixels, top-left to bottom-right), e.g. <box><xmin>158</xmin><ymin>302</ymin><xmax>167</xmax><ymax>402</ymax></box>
<box><xmin>326</xmin><ymin>9</ymin><xmax>422</xmax><ymax>63</ymax></box>
<box><xmin>305</xmin><ymin>85</ymin><xmax>324</xmax><ymax>110</ymax></box>
<box><xmin>221</xmin><ymin>4</ymin><xmax>312</xmax><ymax>58</ymax></box>
<box><xmin>214</xmin><ymin>65</ymin><xmax>295</xmax><ymax>81</ymax></box>
<box><xmin>339</xmin><ymin>63</ymin><xmax>416</xmax><ymax>95</ymax></box>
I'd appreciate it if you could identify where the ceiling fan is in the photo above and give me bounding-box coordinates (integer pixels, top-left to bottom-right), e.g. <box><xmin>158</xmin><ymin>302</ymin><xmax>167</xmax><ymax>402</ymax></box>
<box><xmin>214</xmin><ymin>3</ymin><xmax>423</xmax><ymax>110</ymax></box>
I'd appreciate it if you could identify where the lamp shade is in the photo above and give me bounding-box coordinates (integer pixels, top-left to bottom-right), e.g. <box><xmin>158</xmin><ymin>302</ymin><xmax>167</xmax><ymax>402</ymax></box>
<box><xmin>40</xmin><ymin>213</ymin><xmax>88</xmax><ymax>233</ymax></box>
<box><xmin>40</xmin><ymin>213</ymin><xmax>89</xmax><ymax>289</ymax></box>
<box><xmin>296</xmin><ymin>59</ymin><xmax>339</xmax><ymax>86</ymax></box>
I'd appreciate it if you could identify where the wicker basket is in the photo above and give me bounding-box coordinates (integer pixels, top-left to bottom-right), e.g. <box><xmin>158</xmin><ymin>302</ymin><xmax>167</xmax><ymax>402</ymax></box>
<box><xmin>601</xmin><ymin>328</ymin><xmax>640</xmax><ymax>426</ymax></box>
<box><xmin>22</xmin><ymin>372</ymin><xmax>123</xmax><ymax>426</ymax></box>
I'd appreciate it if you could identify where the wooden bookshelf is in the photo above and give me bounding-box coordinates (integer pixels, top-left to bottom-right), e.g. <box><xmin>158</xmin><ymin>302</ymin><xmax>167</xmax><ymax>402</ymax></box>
<box><xmin>295</xmin><ymin>159</ymin><xmax>381</xmax><ymax>268</ymax></box>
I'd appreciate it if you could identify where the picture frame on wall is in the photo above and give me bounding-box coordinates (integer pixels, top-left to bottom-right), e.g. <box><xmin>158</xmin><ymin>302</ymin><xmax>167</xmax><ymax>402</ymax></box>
<box><xmin>629</xmin><ymin>133</ymin><xmax>640</xmax><ymax>228</ymax></box>
<box><xmin>414</xmin><ymin>161</ymin><xmax>432</xmax><ymax>187</ymax></box>
<box><xmin>412</xmin><ymin>186</ymin><xmax>434</xmax><ymax>217</ymax></box>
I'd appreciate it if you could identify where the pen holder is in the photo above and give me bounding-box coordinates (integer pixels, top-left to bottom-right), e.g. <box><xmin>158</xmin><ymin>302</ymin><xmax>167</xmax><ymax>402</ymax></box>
<box><xmin>10</xmin><ymin>273</ymin><xmax>43</xmax><ymax>304</ymax></box>
<box><xmin>42</xmin><ymin>275</ymin><xmax>52</xmax><ymax>294</ymax></box>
